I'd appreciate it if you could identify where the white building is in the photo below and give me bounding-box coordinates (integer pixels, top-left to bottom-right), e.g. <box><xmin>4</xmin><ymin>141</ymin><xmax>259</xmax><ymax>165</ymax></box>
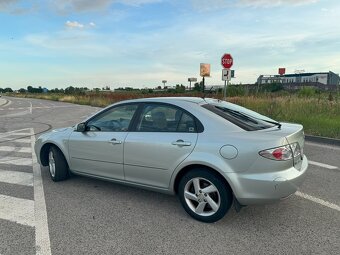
<box><xmin>257</xmin><ymin>71</ymin><xmax>339</xmax><ymax>85</ymax></box>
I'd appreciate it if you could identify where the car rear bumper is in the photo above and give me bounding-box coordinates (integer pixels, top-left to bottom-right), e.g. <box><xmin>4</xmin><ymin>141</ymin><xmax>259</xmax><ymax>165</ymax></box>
<box><xmin>226</xmin><ymin>155</ymin><xmax>308</xmax><ymax>205</ymax></box>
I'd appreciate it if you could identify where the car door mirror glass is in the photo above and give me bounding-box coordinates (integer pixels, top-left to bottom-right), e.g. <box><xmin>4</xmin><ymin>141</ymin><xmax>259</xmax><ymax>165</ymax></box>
<box><xmin>76</xmin><ymin>123</ymin><xmax>87</xmax><ymax>132</ymax></box>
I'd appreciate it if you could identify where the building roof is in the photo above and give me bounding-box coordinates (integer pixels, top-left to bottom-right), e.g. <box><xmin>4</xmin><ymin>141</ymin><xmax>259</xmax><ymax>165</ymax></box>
<box><xmin>281</xmin><ymin>72</ymin><xmax>328</xmax><ymax>77</ymax></box>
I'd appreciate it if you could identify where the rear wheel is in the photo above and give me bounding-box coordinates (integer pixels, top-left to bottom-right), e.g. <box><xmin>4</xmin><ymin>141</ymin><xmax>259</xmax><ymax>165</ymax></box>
<box><xmin>178</xmin><ymin>168</ymin><xmax>232</xmax><ymax>223</ymax></box>
<box><xmin>48</xmin><ymin>146</ymin><xmax>69</xmax><ymax>182</ymax></box>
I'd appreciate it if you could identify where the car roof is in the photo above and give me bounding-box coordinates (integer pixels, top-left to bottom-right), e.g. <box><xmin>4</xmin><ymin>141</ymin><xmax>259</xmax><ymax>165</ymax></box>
<box><xmin>121</xmin><ymin>97</ymin><xmax>206</xmax><ymax>104</ymax></box>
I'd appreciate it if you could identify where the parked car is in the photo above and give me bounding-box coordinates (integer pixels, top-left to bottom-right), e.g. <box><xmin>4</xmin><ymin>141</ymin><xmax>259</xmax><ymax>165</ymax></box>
<box><xmin>35</xmin><ymin>97</ymin><xmax>308</xmax><ymax>222</ymax></box>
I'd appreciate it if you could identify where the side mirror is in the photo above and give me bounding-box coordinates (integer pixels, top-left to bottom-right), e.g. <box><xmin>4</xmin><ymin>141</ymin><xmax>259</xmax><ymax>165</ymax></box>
<box><xmin>76</xmin><ymin>123</ymin><xmax>87</xmax><ymax>132</ymax></box>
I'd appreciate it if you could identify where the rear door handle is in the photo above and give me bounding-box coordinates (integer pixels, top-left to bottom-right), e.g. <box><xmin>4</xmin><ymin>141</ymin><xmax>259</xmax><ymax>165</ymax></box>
<box><xmin>172</xmin><ymin>139</ymin><xmax>191</xmax><ymax>147</ymax></box>
<box><xmin>108</xmin><ymin>138</ymin><xmax>122</xmax><ymax>145</ymax></box>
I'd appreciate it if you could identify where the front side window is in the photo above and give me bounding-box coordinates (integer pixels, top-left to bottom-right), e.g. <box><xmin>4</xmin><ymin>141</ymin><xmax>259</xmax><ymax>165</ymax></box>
<box><xmin>87</xmin><ymin>104</ymin><xmax>138</xmax><ymax>132</ymax></box>
<box><xmin>136</xmin><ymin>104</ymin><xmax>197</xmax><ymax>133</ymax></box>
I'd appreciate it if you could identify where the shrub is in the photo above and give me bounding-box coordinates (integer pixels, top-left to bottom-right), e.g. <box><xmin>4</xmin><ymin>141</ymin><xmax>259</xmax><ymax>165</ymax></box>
<box><xmin>298</xmin><ymin>87</ymin><xmax>317</xmax><ymax>97</ymax></box>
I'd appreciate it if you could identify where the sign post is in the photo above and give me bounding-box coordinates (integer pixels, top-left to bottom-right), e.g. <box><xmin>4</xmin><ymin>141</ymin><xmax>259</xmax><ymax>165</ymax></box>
<box><xmin>162</xmin><ymin>80</ymin><xmax>167</xmax><ymax>89</ymax></box>
<box><xmin>188</xmin><ymin>78</ymin><xmax>197</xmax><ymax>90</ymax></box>
<box><xmin>221</xmin><ymin>53</ymin><xmax>233</xmax><ymax>100</ymax></box>
<box><xmin>222</xmin><ymin>69</ymin><xmax>231</xmax><ymax>100</ymax></box>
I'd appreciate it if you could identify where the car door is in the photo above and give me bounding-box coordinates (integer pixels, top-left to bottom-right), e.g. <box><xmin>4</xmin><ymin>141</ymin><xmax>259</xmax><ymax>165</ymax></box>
<box><xmin>124</xmin><ymin>103</ymin><xmax>199</xmax><ymax>188</ymax></box>
<box><xmin>68</xmin><ymin>103</ymin><xmax>139</xmax><ymax>180</ymax></box>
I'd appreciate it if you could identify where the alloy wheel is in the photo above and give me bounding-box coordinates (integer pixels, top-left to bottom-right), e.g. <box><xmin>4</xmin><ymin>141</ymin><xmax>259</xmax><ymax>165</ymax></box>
<box><xmin>48</xmin><ymin>150</ymin><xmax>56</xmax><ymax>178</ymax></box>
<box><xmin>184</xmin><ymin>177</ymin><xmax>221</xmax><ymax>217</ymax></box>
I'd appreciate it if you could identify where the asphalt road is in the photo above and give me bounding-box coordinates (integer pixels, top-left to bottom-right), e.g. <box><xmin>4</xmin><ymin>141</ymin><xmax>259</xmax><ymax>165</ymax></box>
<box><xmin>0</xmin><ymin>96</ymin><xmax>339</xmax><ymax>255</ymax></box>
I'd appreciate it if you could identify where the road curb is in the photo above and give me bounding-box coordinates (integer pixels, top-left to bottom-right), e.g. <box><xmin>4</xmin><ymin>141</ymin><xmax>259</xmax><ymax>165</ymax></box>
<box><xmin>0</xmin><ymin>98</ymin><xmax>9</xmax><ymax>107</ymax></box>
<box><xmin>305</xmin><ymin>135</ymin><xmax>340</xmax><ymax>146</ymax></box>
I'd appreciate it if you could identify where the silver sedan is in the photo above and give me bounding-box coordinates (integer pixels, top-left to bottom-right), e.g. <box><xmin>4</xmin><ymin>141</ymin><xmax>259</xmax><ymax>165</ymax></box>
<box><xmin>35</xmin><ymin>97</ymin><xmax>308</xmax><ymax>222</ymax></box>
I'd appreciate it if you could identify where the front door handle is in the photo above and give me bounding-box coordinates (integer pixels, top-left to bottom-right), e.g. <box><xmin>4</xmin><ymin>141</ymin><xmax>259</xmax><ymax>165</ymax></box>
<box><xmin>108</xmin><ymin>138</ymin><xmax>122</xmax><ymax>145</ymax></box>
<box><xmin>172</xmin><ymin>139</ymin><xmax>191</xmax><ymax>147</ymax></box>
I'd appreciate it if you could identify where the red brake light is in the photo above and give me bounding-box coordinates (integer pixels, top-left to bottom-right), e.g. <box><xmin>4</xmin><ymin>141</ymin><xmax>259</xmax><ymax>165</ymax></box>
<box><xmin>272</xmin><ymin>148</ymin><xmax>284</xmax><ymax>160</ymax></box>
<box><xmin>259</xmin><ymin>145</ymin><xmax>293</xmax><ymax>161</ymax></box>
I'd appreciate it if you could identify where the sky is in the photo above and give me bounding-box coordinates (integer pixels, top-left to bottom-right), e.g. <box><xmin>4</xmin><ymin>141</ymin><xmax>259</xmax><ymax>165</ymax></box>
<box><xmin>0</xmin><ymin>0</ymin><xmax>340</xmax><ymax>90</ymax></box>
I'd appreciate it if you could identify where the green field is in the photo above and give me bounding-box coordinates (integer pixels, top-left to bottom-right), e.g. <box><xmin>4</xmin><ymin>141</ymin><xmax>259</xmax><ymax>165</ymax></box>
<box><xmin>9</xmin><ymin>90</ymin><xmax>340</xmax><ymax>139</ymax></box>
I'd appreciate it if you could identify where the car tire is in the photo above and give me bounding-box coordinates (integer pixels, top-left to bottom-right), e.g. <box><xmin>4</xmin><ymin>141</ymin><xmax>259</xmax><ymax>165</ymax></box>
<box><xmin>48</xmin><ymin>146</ymin><xmax>69</xmax><ymax>182</ymax></box>
<box><xmin>178</xmin><ymin>168</ymin><xmax>232</xmax><ymax>223</ymax></box>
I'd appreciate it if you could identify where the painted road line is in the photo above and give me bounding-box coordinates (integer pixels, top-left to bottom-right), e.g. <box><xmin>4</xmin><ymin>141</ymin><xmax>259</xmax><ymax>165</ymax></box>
<box><xmin>0</xmin><ymin>169</ymin><xmax>33</xmax><ymax>186</ymax></box>
<box><xmin>1</xmin><ymin>106</ymin><xmax>75</xmax><ymax>111</ymax></box>
<box><xmin>0</xmin><ymin>98</ymin><xmax>11</xmax><ymax>107</ymax></box>
<box><xmin>309</xmin><ymin>160</ymin><xmax>338</xmax><ymax>170</ymax></box>
<box><xmin>0</xmin><ymin>194</ymin><xmax>35</xmax><ymax>227</ymax></box>
<box><xmin>0</xmin><ymin>128</ymin><xmax>31</xmax><ymax>136</ymax></box>
<box><xmin>8</xmin><ymin>107</ymin><xmax>26</xmax><ymax>110</ymax></box>
<box><xmin>305</xmin><ymin>142</ymin><xmax>340</xmax><ymax>151</ymax></box>
<box><xmin>0</xmin><ymin>132</ymin><xmax>32</xmax><ymax>137</ymax></box>
<box><xmin>0</xmin><ymin>138</ymin><xmax>32</xmax><ymax>143</ymax></box>
<box><xmin>0</xmin><ymin>157</ymin><xmax>33</xmax><ymax>166</ymax></box>
<box><xmin>296</xmin><ymin>191</ymin><xmax>340</xmax><ymax>212</ymax></box>
<box><xmin>0</xmin><ymin>146</ymin><xmax>32</xmax><ymax>153</ymax></box>
<box><xmin>31</xmin><ymin>128</ymin><xmax>52</xmax><ymax>255</ymax></box>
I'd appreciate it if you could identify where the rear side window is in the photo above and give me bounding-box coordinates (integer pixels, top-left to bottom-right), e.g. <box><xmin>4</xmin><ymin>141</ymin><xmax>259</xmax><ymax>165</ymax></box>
<box><xmin>202</xmin><ymin>104</ymin><xmax>275</xmax><ymax>131</ymax></box>
<box><xmin>136</xmin><ymin>104</ymin><xmax>197</xmax><ymax>133</ymax></box>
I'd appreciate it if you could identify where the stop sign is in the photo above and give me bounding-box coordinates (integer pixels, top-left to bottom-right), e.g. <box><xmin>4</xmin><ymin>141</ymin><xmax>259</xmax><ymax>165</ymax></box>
<box><xmin>221</xmin><ymin>53</ymin><xmax>233</xmax><ymax>69</ymax></box>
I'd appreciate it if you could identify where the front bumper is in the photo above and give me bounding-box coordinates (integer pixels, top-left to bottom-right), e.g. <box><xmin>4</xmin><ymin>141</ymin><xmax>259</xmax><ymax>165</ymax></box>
<box><xmin>226</xmin><ymin>155</ymin><xmax>308</xmax><ymax>205</ymax></box>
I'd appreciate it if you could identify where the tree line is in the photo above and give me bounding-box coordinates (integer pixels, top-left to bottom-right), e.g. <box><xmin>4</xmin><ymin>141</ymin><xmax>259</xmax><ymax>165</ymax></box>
<box><xmin>0</xmin><ymin>84</ymin><xmax>196</xmax><ymax>94</ymax></box>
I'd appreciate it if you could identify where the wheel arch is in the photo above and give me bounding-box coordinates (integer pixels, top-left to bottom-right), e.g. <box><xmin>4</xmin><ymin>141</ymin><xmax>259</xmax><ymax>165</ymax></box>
<box><xmin>40</xmin><ymin>142</ymin><xmax>69</xmax><ymax>167</ymax></box>
<box><xmin>173</xmin><ymin>164</ymin><xmax>234</xmax><ymax>195</ymax></box>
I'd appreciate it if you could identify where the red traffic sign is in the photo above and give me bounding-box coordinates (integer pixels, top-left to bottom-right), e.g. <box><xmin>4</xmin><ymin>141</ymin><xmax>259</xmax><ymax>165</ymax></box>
<box><xmin>221</xmin><ymin>53</ymin><xmax>233</xmax><ymax>69</ymax></box>
<box><xmin>278</xmin><ymin>68</ymin><xmax>286</xmax><ymax>75</ymax></box>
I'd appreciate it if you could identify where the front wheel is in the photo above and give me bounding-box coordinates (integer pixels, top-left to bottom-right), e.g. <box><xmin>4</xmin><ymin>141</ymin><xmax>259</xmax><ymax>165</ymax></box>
<box><xmin>178</xmin><ymin>169</ymin><xmax>232</xmax><ymax>223</ymax></box>
<box><xmin>48</xmin><ymin>146</ymin><xmax>69</xmax><ymax>182</ymax></box>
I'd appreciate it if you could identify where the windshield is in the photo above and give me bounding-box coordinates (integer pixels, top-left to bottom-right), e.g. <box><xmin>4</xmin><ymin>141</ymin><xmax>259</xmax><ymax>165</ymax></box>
<box><xmin>202</xmin><ymin>99</ymin><xmax>279</xmax><ymax>131</ymax></box>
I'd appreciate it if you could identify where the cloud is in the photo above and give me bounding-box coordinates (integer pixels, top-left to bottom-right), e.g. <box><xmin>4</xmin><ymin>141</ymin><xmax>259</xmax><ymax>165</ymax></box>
<box><xmin>0</xmin><ymin>0</ymin><xmax>37</xmax><ymax>14</ymax></box>
<box><xmin>190</xmin><ymin>0</ymin><xmax>319</xmax><ymax>11</ymax></box>
<box><xmin>64</xmin><ymin>21</ymin><xmax>97</xmax><ymax>29</ymax></box>
<box><xmin>238</xmin><ymin>0</ymin><xmax>318</xmax><ymax>7</ymax></box>
<box><xmin>0</xmin><ymin>0</ymin><xmax>19</xmax><ymax>10</ymax></box>
<box><xmin>65</xmin><ymin>20</ymin><xmax>84</xmax><ymax>28</ymax></box>
<box><xmin>52</xmin><ymin>0</ymin><xmax>163</xmax><ymax>13</ymax></box>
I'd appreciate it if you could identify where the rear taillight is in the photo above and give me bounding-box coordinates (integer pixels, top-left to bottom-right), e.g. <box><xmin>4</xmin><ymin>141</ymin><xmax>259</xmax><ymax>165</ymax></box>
<box><xmin>259</xmin><ymin>145</ymin><xmax>292</xmax><ymax>161</ymax></box>
<box><xmin>290</xmin><ymin>142</ymin><xmax>302</xmax><ymax>158</ymax></box>
<box><xmin>259</xmin><ymin>142</ymin><xmax>301</xmax><ymax>162</ymax></box>
<box><xmin>290</xmin><ymin>142</ymin><xmax>302</xmax><ymax>165</ymax></box>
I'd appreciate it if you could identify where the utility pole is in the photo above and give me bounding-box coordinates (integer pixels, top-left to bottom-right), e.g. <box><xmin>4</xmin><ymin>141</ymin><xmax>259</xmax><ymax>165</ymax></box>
<box><xmin>202</xmin><ymin>77</ymin><xmax>205</xmax><ymax>93</ymax></box>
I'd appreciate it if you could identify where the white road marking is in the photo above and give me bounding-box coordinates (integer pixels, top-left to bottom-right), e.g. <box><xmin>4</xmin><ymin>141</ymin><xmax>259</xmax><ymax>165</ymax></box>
<box><xmin>296</xmin><ymin>191</ymin><xmax>340</xmax><ymax>212</ymax></box>
<box><xmin>0</xmin><ymin>156</ymin><xmax>33</xmax><ymax>166</ymax></box>
<box><xmin>0</xmin><ymin>194</ymin><xmax>35</xmax><ymax>227</ymax></box>
<box><xmin>31</xmin><ymin>128</ymin><xmax>52</xmax><ymax>255</ymax></box>
<box><xmin>305</xmin><ymin>141</ymin><xmax>340</xmax><ymax>151</ymax></box>
<box><xmin>0</xmin><ymin>146</ymin><xmax>32</xmax><ymax>153</ymax></box>
<box><xmin>309</xmin><ymin>160</ymin><xmax>338</xmax><ymax>170</ymax></box>
<box><xmin>29</xmin><ymin>101</ymin><xmax>32</xmax><ymax>114</ymax></box>
<box><xmin>0</xmin><ymin>132</ymin><xmax>32</xmax><ymax>137</ymax></box>
<box><xmin>0</xmin><ymin>138</ymin><xmax>31</xmax><ymax>143</ymax></box>
<box><xmin>0</xmin><ymin>105</ymin><xmax>77</xmax><ymax>111</ymax></box>
<box><xmin>0</xmin><ymin>128</ymin><xmax>31</xmax><ymax>136</ymax></box>
<box><xmin>0</xmin><ymin>98</ymin><xmax>11</xmax><ymax>107</ymax></box>
<box><xmin>0</xmin><ymin>169</ymin><xmax>33</xmax><ymax>186</ymax></box>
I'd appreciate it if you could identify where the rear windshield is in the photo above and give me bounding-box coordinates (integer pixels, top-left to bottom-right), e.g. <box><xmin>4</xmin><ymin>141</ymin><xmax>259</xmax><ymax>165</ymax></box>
<box><xmin>202</xmin><ymin>100</ymin><xmax>278</xmax><ymax>131</ymax></box>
